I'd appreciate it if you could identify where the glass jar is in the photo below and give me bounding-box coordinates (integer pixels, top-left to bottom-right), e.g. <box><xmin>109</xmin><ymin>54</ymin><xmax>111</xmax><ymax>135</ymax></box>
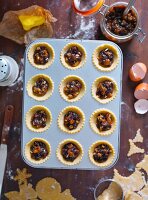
<box><xmin>99</xmin><ymin>2</ymin><xmax>146</xmax><ymax>43</ymax></box>
<box><xmin>73</xmin><ymin>0</ymin><xmax>146</xmax><ymax>43</ymax></box>
<box><xmin>94</xmin><ymin>179</ymin><xmax>124</xmax><ymax>200</ymax></box>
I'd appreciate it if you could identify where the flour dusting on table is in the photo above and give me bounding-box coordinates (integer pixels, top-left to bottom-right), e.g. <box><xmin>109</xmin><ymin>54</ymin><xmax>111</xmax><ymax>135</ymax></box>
<box><xmin>66</xmin><ymin>16</ymin><xmax>96</xmax><ymax>39</ymax></box>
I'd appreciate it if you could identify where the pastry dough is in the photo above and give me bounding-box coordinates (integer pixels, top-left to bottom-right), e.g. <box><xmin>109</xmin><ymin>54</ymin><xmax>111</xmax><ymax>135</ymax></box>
<box><xmin>92</xmin><ymin>76</ymin><xmax>118</xmax><ymax>104</ymax></box>
<box><xmin>58</xmin><ymin>106</ymin><xmax>85</xmax><ymax>134</ymax></box>
<box><xmin>92</xmin><ymin>44</ymin><xmax>119</xmax><ymax>72</ymax></box>
<box><xmin>25</xmin><ymin>138</ymin><xmax>51</xmax><ymax>164</ymax></box>
<box><xmin>59</xmin><ymin>75</ymin><xmax>86</xmax><ymax>102</ymax></box>
<box><xmin>28</xmin><ymin>42</ymin><xmax>55</xmax><ymax>69</ymax></box>
<box><xmin>27</xmin><ymin>74</ymin><xmax>54</xmax><ymax>101</ymax></box>
<box><xmin>60</xmin><ymin>42</ymin><xmax>86</xmax><ymax>70</ymax></box>
<box><xmin>113</xmin><ymin>169</ymin><xmax>145</xmax><ymax>193</ymax></box>
<box><xmin>56</xmin><ymin>139</ymin><xmax>83</xmax><ymax>166</ymax></box>
<box><xmin>90</xmin><ymin>108</ymin><xmax>117</xmax><ymax>136</ymax></box>
<box><xmin>127</xmin><ymin>139</ymin><xmax>144</xmax><ymax>157</ymax></box>
<box><xmin>136</xmin><ymin>154</ymin><xmax>148</xmax><ymax>174</ymax></box>
<box><xmin>89</xmin><ymin>140</ymin><xmax>115</xmax><ymax>167</ymax></box>
<box><xmin>125</xmin><ymin>191</ymin><xmax>143</xmax><ymax>200</ymax></box>
<box><xmin>26</xmin><ymin>105</ymin><xmax>52</xmax><ymax>133</ymax></box>
<box><xmin>132</xmin><ymin>129</ymin><xmax>143</xmax><ymax>143</ymax></box>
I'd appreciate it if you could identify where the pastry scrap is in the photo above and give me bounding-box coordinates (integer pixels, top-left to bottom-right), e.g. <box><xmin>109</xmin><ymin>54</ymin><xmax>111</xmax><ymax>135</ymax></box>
<box><xmin>26</xmin><ymin>105</ymin><xmax>52</xmax><ymax>132</ymax></box>
<box><xmin>36</xmin><ymin>177</ymin><xmax>76</xmax><ymax>200</ymax></box>
<box><xmin>113</xmin><ymin>169</ymin><xmax>145</xmax><ymax>194</ymax></box>
<box><xmin>92</xmin><ymin>44</ymin><xmax>119</xmax><ymax>71</ymax></box>
<box><xmin>59</xmin><ymin>75</ymin><xmax>86</xmax><ymax>102</ymax></box>
<box><xmin>127</xmin><ymin>139</ymin><xmax>144</xmax><ymax>157</ymax></box>
<box><xmin>56</xmin><ymin>139</ymin><xmax>83</xmax><ymax>165</ymax></box>
<box><xmin>92</xmin><ymin>76</ymin><xmax>118</xmax><ymax>104</ymax></box>
<box><xmin>28</xmin><ymin>42</ymin><xmax>55</xmax><ymax>69</ymax></box>
<box><xmin>138</xmin><ymin>185</ymin><xmax>148</xmax><ymax>199</ymax></box>
<box><xmin>60</xmin><ymin>43</ymin><xmax>86</xmax><ymax>70</ymax></box>
<box><xmin>27</xmin><ymin>74</ymin><xmax>54</xmax><ymax>101</ymax></box>
<box><xmin>25</xmin><ymin>138</ymin><xmax>51</xmax><ymax>164</ymax></box>
<box><xmin>90</xmin><ymin>108</ymin><xmax>116</xmax><ymax>135</ymax></box>
<box><xmin>136</xmin><ymin>154</ymin><xmax>148</xmax><ymax>174</ymax></box>
<box><xmin>59</xmin><ymin>189</ymin><xmax>76</xmax><ymax>200</ymax></box>
<box><xmin>36</xmin><ymin>177</ymin><xmax>61</xmax><ymax>199</ymax></box>
<box><xmin>132</xmin><ymin>129</ymin><xmax>143</xmax><ymax>143</ymax></box>
<box><xmin>125</xmin><ymin>191</ymin><xmax>143</xmax><ymax>200</ymax></box>
<box><xmin>58</xmin><ymin>106</ymin><xmax>85</xmax><ymax>134</ymax></box>
<box><xmin>89</xmin><ymin>141</ymin><xmax>115</xmax><ymax>167</ymax></box>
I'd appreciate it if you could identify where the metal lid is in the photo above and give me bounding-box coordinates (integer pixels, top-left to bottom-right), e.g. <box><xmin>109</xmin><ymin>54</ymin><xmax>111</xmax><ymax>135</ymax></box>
<box><xmin>73</xmin><ymin>0</ymin><xmax>105</xmax><ymax>16</ymax></box>
<box><xmin>0</xmin><ymin>57</ymin><xmax>10</xmax><ymax>82</ymax></box>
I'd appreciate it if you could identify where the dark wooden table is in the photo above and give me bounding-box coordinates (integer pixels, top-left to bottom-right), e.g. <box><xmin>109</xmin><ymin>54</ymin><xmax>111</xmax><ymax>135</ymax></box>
<box><xmin>0</xmin><ymin>0</ymin><xmax>147</xmax><ymax>199</ymax></box>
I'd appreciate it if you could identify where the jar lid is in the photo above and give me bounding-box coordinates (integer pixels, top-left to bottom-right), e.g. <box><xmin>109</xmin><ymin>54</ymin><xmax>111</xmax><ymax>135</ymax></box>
<box><xmin>73</xmin><ymin>0</ymin><xmax>105</xmax><ymax>16</ymax></box>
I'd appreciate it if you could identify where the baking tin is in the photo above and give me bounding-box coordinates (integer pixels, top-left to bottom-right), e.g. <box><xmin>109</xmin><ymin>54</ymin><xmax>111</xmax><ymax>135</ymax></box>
<box><xmin>22</xmin><ymin>38</ymin><xmax>123</xmax><ymax>170</ymax></box>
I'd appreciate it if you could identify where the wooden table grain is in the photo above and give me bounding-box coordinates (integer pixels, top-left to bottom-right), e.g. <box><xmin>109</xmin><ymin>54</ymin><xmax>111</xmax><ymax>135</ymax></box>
<box><xmin>0</xmin><ymin>0</ymin><xmax>147</xmax><ymax>199</ymax></box>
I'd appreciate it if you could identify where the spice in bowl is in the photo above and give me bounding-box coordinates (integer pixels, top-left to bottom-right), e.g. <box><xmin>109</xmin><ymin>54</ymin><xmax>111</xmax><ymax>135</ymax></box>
<box><xmin>105</xmin><ymin>5</ymin><xmax>137</xmax><ymax>36</ymax></box>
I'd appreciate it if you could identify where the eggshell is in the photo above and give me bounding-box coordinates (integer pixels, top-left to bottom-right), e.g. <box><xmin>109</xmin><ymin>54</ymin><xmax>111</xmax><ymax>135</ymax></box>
<box><xmin>129</xmin><ymin>63</ymin><xmax>147</xmax><ymax>82</ymax></box>
<box><xmin>134</xmin><ymin>99</ymin><xmax>148</xmax><ymax>114</ymax></box>
<box><xmin>134</xmin><ymin>83</ymin><xmax>148</xmax><ymax>99</ymax></box>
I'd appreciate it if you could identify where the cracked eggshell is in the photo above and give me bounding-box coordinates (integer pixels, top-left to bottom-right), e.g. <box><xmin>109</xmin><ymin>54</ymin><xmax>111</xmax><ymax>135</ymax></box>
<box><xmin>134</xmin><ymin>83</ymin><xmax>148</xmax><ymax>100</ymax></box>
<box><xmin>129</xmin><ymin>63</ymin><xmax>147</xmax><ymax>82</ymax></box>
<box><xmin>134</xmin><ymin>99</ymin><xmax>148</xmax><ymax>114</ymax></box>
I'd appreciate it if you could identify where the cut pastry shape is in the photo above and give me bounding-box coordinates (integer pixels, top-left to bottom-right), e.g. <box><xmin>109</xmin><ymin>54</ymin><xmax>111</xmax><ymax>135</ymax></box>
<box><xmin>28</xmin><ymin>42</ymin><xmax>55</xmax><ymax>69</ymax></box>
<box><xmin>56</xmin><ymin>139</ymin><xmax>83</xmax><ymax>165</ymax></box>
<box><xmin>90</xmin><ymin>108</ymin><xmax>117</xmax><ymax>136</ymax></box>
<box><xmin>136</xmin><ymin>154</ymin><xmax>148</xmax><ymax>174</ymax></box>
<box><xmin>27</xmin><ymin>74</ymin><xmax>54</xmax><ymax>101</ymax></box>
<box><xmin>92</xmin><ymin>76</ymin><xmax>118</xmax><ymax>104</ymax></box>
<box><xmin>59</xmin><ymin>75</ymin><xmax>86</xmax><ymax>102</ymax></box>
<box><xmin>59</xmin><ymin>189</ymin><xmax>76</xmax><ymax>200</ymax></box>
<box><xmin>36</xmin><ymin>177</ymin><xmax>61</xmax><ymax>199</ymax></box>
<box><xmin>58</xmin><ymin>106</ymin><xmax>85</xmax><ymax>134</ymax></box>
<box><xmin>25</xmin><ymin>138</ymin><xmax>51</xmax><ymax>164</ymax></box>
<box><xmin>60</xmin><ymin>43</ymin><xmax>86</xmax><ymax>70</ymax></box>
<box><xmin>113</xmin><ymin>169</ymin><xmax>145</xmax><ymax>194</ymax></box>
<box><xmin>127</xmin><ymin>139</ymin><xmax>144</xmax><ymax>157</ymax></box>
<box><xmin>26</xmin><ymin>105</ymin><xmax>52</xmax><ymax>132</ymax></box>
<box><xmin>89</xmin><ymin>140</ymin><xmax>115</xmax><ymax>167</ymax></box>
<box><xmin>132</xmin><ymin>129</ymin><xmax>143</xmax><ymax>143</ymax></box>
<box><xmin>92</xmin><ymin>44</ymin><xmax>119</xmax><ymax>72</ymax></box>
